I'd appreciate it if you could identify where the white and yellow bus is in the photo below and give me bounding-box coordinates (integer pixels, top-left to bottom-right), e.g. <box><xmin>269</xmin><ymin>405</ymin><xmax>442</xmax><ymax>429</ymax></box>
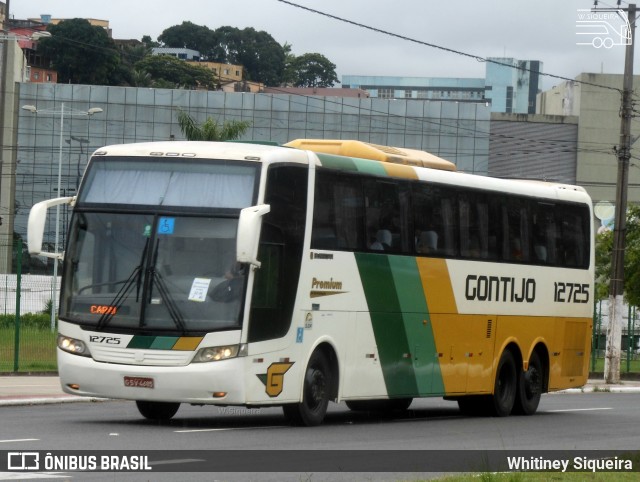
<box><xmin>28</xmin><ymin>139</ymin><xmax>594</xmax><ymax>426</ymax></box>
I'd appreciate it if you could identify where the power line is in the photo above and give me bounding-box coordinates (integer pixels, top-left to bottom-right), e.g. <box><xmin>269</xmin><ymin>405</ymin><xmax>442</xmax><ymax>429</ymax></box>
<box><xmin>275</xmin><ymin>0</ymin><xmax>623</xmax><ymax>94</ymax></box>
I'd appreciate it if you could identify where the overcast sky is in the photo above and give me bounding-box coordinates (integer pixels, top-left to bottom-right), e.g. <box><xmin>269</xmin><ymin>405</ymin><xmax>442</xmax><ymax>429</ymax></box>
<box><xmin>11</xmin><ymin>0</ymin><xmax>636</xmax><ymax>90</ymax></box>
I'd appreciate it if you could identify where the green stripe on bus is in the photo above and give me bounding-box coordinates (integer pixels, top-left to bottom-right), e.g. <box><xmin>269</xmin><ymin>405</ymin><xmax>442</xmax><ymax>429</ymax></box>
<box><xmin>150</xmin><ymin>337</ymin><xmax>179</xmax><ymax>349</ymax></box>
<box><xmin>316</xmin><ymin>153</ymin><xmax>388</xmax><ymax>177</ymax></box>
<box><xmin>127</xmin><ymin>336</ymin><xmax>155</xmax><ymax>349</ymax></box>
<box><xmin>352</xmin><ymin>158</ymin><xmax>387</xmax><ymax>177</ymax></box>
<box><xmin>316</xmin><ymin>153</ymin><xmax>358</xmax><ymax>171</ymax></box>
<box><xmin>388</xmin><ymin>256</ymin><xmax>445</xmax><ymax>395</ymax></box>
<box><xmin>355</xmin><ymin>253</ymin><xmax>444</xmax><ymax>397</ymax></box>
<box><xmin>355</xmin><ymin>253</ymin><xmax>418</xmax><ymax>397</ymax></box>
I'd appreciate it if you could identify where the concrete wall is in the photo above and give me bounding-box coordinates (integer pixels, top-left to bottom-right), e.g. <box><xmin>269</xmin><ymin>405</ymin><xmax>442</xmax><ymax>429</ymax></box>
<box><xmin>538</xmin><ymin>73</ymin><xmax>640</xmax><ymax>204</ymax></box>
<box><xmin>489</xmin><ymin>113</ymin><xmax>578</xmax><ymax>184</ymax></box>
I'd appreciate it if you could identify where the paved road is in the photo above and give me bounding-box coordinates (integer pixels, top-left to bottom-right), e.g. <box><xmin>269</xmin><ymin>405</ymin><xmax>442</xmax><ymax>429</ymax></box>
<box><xmin>2</xmin><ymin>375</ymin><xmax>639</xmax><ymax>405</ymax></box>
<box><xmin>0</xmin><ymin>389</ymin><xmax>639</xmax><ymax>481</ymax></box>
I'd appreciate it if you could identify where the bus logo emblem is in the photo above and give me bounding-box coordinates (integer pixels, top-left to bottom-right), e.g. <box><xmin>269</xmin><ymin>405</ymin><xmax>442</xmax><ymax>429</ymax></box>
<box><xmin>257</xmin><ymin>362</ymin><xmax>294</xmax><ymax>397</ymax></box>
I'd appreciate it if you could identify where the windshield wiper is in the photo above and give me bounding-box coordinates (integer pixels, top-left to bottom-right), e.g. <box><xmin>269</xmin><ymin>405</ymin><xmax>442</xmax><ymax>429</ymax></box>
<box><xmin>148</xmin><ymin>270</ymin><xmax>187</xmax><ymax>333</ymax></box>
<box><xmin>141</xmin><ymin>240</ymin><xmax>186</xmax><ymax>333</ymax></box>
<box><xmin>95</xmin><ymin>265</ymin><xmax>142</xmax><ymax>330</ymax></box>
<box><xmin>95</xmin><ymin>238</ymin><xmax>150</xmax><ymax>331</ymax></box>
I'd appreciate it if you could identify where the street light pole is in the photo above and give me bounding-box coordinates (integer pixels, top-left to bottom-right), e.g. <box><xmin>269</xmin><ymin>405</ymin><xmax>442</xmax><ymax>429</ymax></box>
<box><xmin>22</xmin><ymin>103</ymin><xmax>102</xmax><ymax>330</ymax></box>
<box><xmin>52</xmin><ymin>103</ymin><xmax>65</xmax><ymax>329</ymax></box>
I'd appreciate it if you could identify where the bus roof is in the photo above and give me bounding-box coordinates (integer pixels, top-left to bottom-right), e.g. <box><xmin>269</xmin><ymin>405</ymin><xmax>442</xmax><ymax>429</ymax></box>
<box><xmin>90</xmin><ymin>140</ymin><xmax>590</xmax><ymax>205</ymax></box>
<box><xmin>284</xmin><ymin>139</ymin><xmax>457</xmax><ymax>171</ymax></box>
<box><xmin>91</xmin><ymin>141</ymin><xmax>296</xmax><ymax>160</ymax></box>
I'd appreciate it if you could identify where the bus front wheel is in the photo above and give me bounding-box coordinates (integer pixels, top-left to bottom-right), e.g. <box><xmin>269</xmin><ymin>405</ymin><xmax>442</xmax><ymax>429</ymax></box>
<box><xmin>489</xmin><ymin>349</ymin><xmax>517</xmax><ymax>417</ymax></box>
<box><xmin>282</xmin><ymin>350</ymin><xmax>331</xmax><ymax>426</ymax></box>
<box><xmin>136</xmin><ymin>400</ymin><xmax>180</xmax><ymax>421</ymax></box>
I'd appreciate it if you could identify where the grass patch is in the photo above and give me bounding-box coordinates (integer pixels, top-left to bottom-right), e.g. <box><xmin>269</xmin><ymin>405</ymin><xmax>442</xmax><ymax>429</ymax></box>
<box><xmin>0</xmin><ymin>325</ymin><xmax>57</xmax><ymax>372</ymax></box>
<box><xmin>591</xmin><ymin>356</ymin><xmax>640</xmax><ymax>373</ymax></box>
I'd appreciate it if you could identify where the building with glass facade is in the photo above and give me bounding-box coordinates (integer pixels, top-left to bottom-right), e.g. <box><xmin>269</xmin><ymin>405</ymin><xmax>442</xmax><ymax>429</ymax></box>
<box><xmin>5</xmin><ymin>82</ymin><xmax>490</xmax><ymax>273</ymax></box>
<box><xmin>343</xmin><ymin>57</ymin><xmax>543</xmax><ymax>115</ymax></box>
<box><xmin>341</xmin><ymin>75</ymin><xmax>486</xmax><ymax>103</ymax></box>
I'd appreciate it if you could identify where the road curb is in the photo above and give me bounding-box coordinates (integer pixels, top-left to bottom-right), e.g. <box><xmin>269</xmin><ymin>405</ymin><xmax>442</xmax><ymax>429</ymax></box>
<box><xmin>2</xmin><ymin>388</ymin><xmax>640</xmax><ymax>407</ymax></box>
<box><xmin>0</xmin><ymin>396</ymin><xmax>109</xmax><ymax>406</ymax></box>
<box><xmin>556</xmin><ymin>386</ymin><xmax>640</xmax><ymax>394</ymax></box>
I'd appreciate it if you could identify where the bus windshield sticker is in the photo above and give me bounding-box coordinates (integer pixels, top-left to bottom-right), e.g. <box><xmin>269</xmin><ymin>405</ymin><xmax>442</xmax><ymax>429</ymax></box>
<box><xmin>143</xmin><ymin>224</ymin><xmax>152</xmax><ymax>237</ymax></box>
<box><xmin>188</xmin><ymin>278</ymin><xmax>211</xmax><ymax>302</ymax></box>
<box><xmin>158</xmin><ymin>217</ymin><xmax>175</xmax><ymax>235</ymax></box>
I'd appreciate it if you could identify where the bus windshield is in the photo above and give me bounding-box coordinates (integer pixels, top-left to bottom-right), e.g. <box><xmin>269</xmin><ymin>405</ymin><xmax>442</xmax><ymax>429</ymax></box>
<box><xmin>59</xmin><ymin>156</ymin><xmax>259</xmax><ymax>334</ymax></box>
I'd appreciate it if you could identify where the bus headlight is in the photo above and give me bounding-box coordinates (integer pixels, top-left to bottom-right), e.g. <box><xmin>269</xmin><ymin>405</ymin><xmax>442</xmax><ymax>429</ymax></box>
<box><xmin>192</xmin><ymin>344</ymin><xmax>246</xmax><ymax>363</ymax></box>
<box><xmin>57</xmin><ymin>334</ymin><xmax>90</xmax><ymax>356</ymax></box>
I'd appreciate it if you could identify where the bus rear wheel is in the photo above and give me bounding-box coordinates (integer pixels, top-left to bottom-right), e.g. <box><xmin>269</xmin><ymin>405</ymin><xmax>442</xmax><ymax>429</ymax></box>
<box><xmin>488</xmin><ymin>349</ymin><xmax>517</xmax><ymax>417</ymax></box>
<box><xmin>513</xmin><ymin>351</ymin><xmax>543</xmax><ymax>415</ymax></box>
<box><xmin>136</xmin><ymin>400</ymin><xmax>180</xmax><ymax>421</ymax></box>
<box><xmin>283</xmin><ymin>350</ymin><xmax>331</xmax><ymax>426</ymax></box>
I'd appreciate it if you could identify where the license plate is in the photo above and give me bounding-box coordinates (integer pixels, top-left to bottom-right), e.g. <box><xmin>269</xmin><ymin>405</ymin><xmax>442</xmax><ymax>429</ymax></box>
<box><xmin>124</xmin><ymin>376</ymin><xmax>154</xmax><ymax>389</ymax></box>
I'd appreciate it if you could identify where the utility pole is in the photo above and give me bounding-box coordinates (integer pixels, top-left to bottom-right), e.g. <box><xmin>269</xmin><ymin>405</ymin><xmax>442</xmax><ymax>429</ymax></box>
<box><xmin>0</xmin><ymin>0</ymin><xmax>11</xmax><ymax>274</ymax></box>
<box><xmin>605</xmin><ymin>3</ymin><xmax>636</xmax><ymax>384</ymax></box>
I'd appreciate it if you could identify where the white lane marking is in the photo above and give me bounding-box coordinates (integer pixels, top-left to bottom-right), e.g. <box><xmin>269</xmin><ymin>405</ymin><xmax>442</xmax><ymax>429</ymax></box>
<box><xmin>0</xmin><ymin>439</ymin><xmax>39</xmax><ymax>443</ymax></box>
<box><xmin>175</xmin><ymin>428</ymin><xmax>234</xmax><ymax>433</ymax></box>
<box><xmin>546</xmin><ymin>407</ymin><xmax>613</xmax><ymax>412</ymax></box>
<box><xmin>175</xmin><ymin>425</ymin><xmax>287</xmax><ymax>433</ymax></box>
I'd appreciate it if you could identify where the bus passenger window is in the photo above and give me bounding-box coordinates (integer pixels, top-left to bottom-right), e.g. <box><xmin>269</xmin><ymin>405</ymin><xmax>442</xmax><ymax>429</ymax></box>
<box><xmin>370</xmin><ymin>229</ymin><xmax>392</xmax><ymax>251</ymax></box>
<box><xmin>416</xmin><ymin>230</ymin><xmax>438</xmax><ymax>254</ymax></box>
<box><xmin>312</xmin><ymin>169</ymin><xmax>364</xmax><ymax>251</ymax></box>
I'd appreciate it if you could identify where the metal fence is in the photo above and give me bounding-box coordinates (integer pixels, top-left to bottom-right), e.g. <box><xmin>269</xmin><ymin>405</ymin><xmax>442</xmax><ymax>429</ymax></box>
<box><xmin>591</xmin><ymin>301</ymin><xmax>640</xmax><ymax>377</ymax></box>
<box><xmin>1</xmin><ymin>254</ymin><xmax>639</xmax><ymax>375</ymax></box>
<box><xmin>0</xmin><ymin>268</ymin><xmax>58</xmax><ymax>373</ymax></box>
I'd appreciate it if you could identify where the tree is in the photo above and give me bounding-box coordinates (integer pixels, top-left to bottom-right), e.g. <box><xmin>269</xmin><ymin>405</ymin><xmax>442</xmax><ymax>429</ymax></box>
<box><xmin>141</xmin><ymin>35</ymin><xmax>159</xmax><ymax>49</ymax></box>
<box><xmin>158</xmin><ymin>24</ymin><xmax>287</xmax><ymax>86</ymax></box>
<box><xmin>231</xmin><ymin>28</ymin><xmax>285</xmax><ymax>86</ymax></box>
<box><xmin>134</xmin><ymin>55</ymin><xmax>217</xmax><ymax>89</ymax></box>
<box><xmin>113</xmin><ymin>42</ymin><xmax>152</xmax><ymax>87</ymax></box>
<box><xmin>131</xmin><ymin>69</ymin><xmax>152</xmax><ymax>87</ymax></box>
<box><xmin>158</xmin><ymin>21</ymin><xmax>217</xmax><ymax>58</ymax></box>
<box><xmin>281</xmin><ymin>43</ymin><xmax>297</xmax><ymax>86</ymax></box>
<box><xmin>177</xmin><ymin>110</ymin><xmax>251</xmax><ymax>141</ymax></box>
<box><xmin>595</xmin><ymin>204</ymin><xmax>640</xmax><ymax>307</ymax></box>
<box><xmin>36</xmin><ymin>18</ymin><xmax>122</xmax><ymax>85</ymax></box>
<box><xmin>286</xmin><ymin>52</ymin><xmax>339</xmax><ymax>88</ymax></box>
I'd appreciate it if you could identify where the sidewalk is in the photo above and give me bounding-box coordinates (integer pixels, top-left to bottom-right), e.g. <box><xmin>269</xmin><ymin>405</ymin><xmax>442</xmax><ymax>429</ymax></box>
<box><xmin>0</xmin><ymin>375</ymin><xmax>105</xmax><ymax>406</ymax></box>
<box><xmin>1</xmin><ymin>375</ymin><xmax>640</xmax><ymax>406</ymax></box>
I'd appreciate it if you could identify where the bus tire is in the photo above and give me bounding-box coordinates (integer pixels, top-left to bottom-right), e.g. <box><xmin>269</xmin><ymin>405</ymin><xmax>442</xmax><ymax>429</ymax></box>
<box><xmin>136</xmin><ymin>400</ymin><xmax>180</xmax><ymax>421</ymax></box>
<box><xmin>282</xmin><ymin>349</ymin><xmax>331</xmax><ymax>426</ymax></box>
<box><xmin>346</xmin><ymin>398</ymin><xmax>413</xmax><ymax>412</ymax></box>
<box><xmin>489</xmin><ymin>349</ymin><xmax>517</xmax><ymax>417</ymax></box>
<box><xmin>513</xmin><ymin>351</ymin><xmax>543</xmax><ymax>415</ymax></box>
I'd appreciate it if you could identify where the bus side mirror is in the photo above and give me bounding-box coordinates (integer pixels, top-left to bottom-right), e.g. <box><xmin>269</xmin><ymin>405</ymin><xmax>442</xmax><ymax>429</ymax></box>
<box><xmin>28</xmin><ymin>197</ymin><xmax>75</xmax><ymax>259</ymax></box>
<box><xmin>237</xmin><ymin>204</ymin><xmax>270</xmax><ymax>268</ymax></box>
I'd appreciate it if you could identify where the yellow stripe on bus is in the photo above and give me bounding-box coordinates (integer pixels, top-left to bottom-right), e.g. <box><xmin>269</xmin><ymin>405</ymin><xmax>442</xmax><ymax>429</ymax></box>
<box><xmin>173</xmin><ymin>337</ymin><xmax>204</xmax><ymax>351</ymax></box>
<box><xmin>381</xmin><ymin>163</ymin><xmax>419</xmax><ymax>180</ymax></box>
<box><xmin>416</xmin><ymin>258</ymin><xmax>457</xmax><ymax>313</ymax></box>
